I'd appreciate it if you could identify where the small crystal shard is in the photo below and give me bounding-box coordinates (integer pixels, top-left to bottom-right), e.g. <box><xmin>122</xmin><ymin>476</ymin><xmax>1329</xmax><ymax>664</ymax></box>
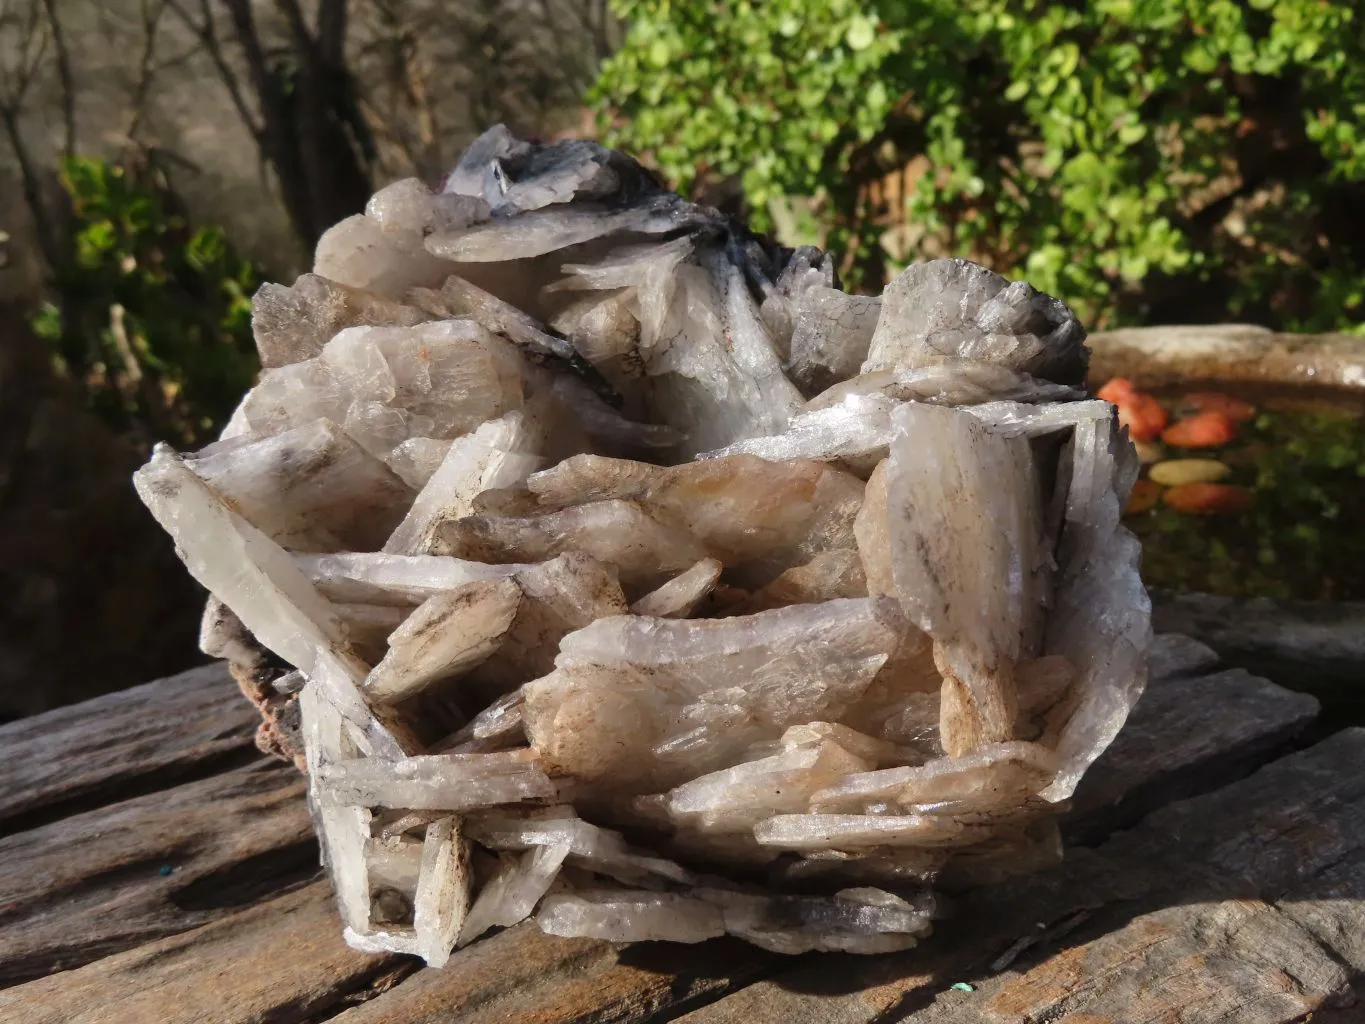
<box><xmin>519</xmin><ymin>453</ymin><xmax>865</xmax><ymax>585</ymax></box>
<box><xmin>880</xmin><ymin>403</ymin><xmax>1049</xmax><ymax>755</ymax></box>
<box><xmin>537</xmin><ymin>891</ymin><xmax>726</xmax><ymax>943</ymax></box>
<box><xmin>296</xmin><ymin>552</ymin><xmax>528</xmax><ymax>605</ymax></box>
<box><xmin>313</xmin><ymin>213</ymin><xmax>456</xmax><ymax>300</ymax></box>
<box><xmin>412</xmin><ymin>816</ymin><xmax>472</xmax><ymax>967</ymax></box>
<box><xmin>466</xmin><ymin>808</ymin><xmax>693</xmax><ymax>885</ymax></box>
<box><xmin>630</xmin><ymin>559</ymin><xmax>723</xmax><ymax>618</ymax></box>
<box><xmin>463</xmin><ymin>553</ymin><xmax>629</xmax><ymax>699</ymax></box>
<box><xmin>524</xmin><ymin>599</ymin><xmax>903</xmax><ymax>785</ymax></box>
<box><xmin>186</xmin><ymin>419</ymin><xmax>414</xmax><ymax>552</ymax></box>
<box><xmin>665</xmin><ymin>740</ymin><xmax>873</xmax><ymax>833</ymax></box>
<box><xmin>252</xmin><ymin>274</ymin><xmax>431</xmax><ymax>368</ymax></box>
<box><xmin>753</xmin><ymin>813</ymin><xmax>977</xmax><ymax>850</ymax></box>
<box><xmin>318</xmin><ymin>749</ymin><xmax>556</xmax><ymax>811</ymax></box>
<box><xmin>135</xmin><ymin>127</ymin><xmax>1150</xmax><ymax>965</ymax></box>
<box><xmin>863</xmin><ymin>258</ymin><xmax>1088</xmax><ymax>385</ymax></box>
<box><xmin>808</xmin><ymin>741</ymin><xmax>1058</xmax><ymax>813</ymax></box>
<box><xmin>385</xmin><ymin>412</ymin><xmax>542</xmax><ymax>555</ymax></box>
<box><xmin>364</xmin><ymin>578</ymin><xmax>523</xmax><ymax>704</ymax></box>
<box><xmin>701</xmin><ymin>392</ymin><xmax>897</xmax><ymax>472</ymax></box>
<box><xmin>787</xmin><ymin>287</ymin><xmax>882</xmax><ymax>397</ymax></box>
<box><xmin>458</xmin><ymin>842</ymin><xmax>569</xmax><ymax>946</ymax></box>
<box><xmin>299</xmin><ymin>682</ymin><xmax>374</xmax><ymax>934</ymax></box>
<box><xmin>699</xmin><ymin>886</ymin><xmax>933</xmax><ymax>954</ymax></box>
<box><xmin>735</xmin><ymin>550</ymin><xmax>868</xmax><ymax>613</ymax></box>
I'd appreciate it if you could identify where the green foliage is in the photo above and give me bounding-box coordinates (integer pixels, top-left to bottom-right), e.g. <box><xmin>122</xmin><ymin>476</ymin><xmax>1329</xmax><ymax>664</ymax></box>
<box><xmin>595</xmin><ymin>0</ymin><xmax>1365</xmax><ymax>328</ymax></box>
<box><xmin>32</xmin><ymin>156</ymin><xmax>261</xmax><ymax>447</ymax></box>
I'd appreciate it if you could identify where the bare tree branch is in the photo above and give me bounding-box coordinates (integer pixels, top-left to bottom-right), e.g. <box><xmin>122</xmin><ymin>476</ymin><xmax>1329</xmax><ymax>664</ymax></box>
<box><xmin>350</xmin><ymin>0</ymin><xmax>444</xmax><ymax>177</ymax></box>
<box><xmin>151</xmin><ymin>41</ymin><xmax>207</xmax><ymax>78</ymax></box>
<box><xmin>0</xmin><ymin>0</ymin><xmax>63</xmax><ymax>274</ymax></box>
<box><xmin>221</xmin><ymin>0</ymin><xmax>371</xmax><ymax>246</ymax></box>
<box><xmin>126</xmin><ymin>0</ymin><xmax>172</xmax><ymax>140</ymax></box>
<box><xmin>219</xmin><ymin>0</ymin><xmax>279</xmax><ymax>120</ymax></box>
<box><xmin>0</xmin><ymin>0</ymin><xmax>50</xmax><ymax>108</ymax></box>
<box><xmin>36</xmin><ymin>0</ymin><xmax>73</xmax><ymax>157</ymax></box>
<box><xmin>165</xmin><ymin>0</ymin><xmax>263</xmax><ymax>142</ymax></box>
<box><xmin>0</xmin><ymin>107</ymin><xmax>58</xmax><ymax>271</ymax></box>
<box><xmin>271</xmin><ymin>0</ymin><xmax>313</xmax><ymax>54</ymax></box>
<box><xmin>317</xmin><ymin>0</ymin><xmax>348</xmax><ymax>66</ymax></box>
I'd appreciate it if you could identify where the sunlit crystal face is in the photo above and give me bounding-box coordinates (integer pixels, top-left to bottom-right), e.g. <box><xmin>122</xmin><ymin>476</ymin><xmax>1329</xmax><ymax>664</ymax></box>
<box><xmin>135</xmin><ymin>126</ymin><xmax>1150</xmax><ymax>964</ymax></box>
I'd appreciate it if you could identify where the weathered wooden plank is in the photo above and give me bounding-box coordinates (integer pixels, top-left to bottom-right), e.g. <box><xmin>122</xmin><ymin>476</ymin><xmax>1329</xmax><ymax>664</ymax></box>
<box><xmin>0</xmin><ymin>883</ymin><xmax>405</xmax><ymax>1024</ymax></box>
<box><xmin>664</xmin><ymin>847</ymin><xmax>1144</xmax><ymax>1024</ymax></box>
<box><xmin>1065</xmin><ymin>667</ymin><xmax>1318</xmax><ymax>843</ymax></box>
<box><xmin>675</xmin><ymin>729</ymin><xmax>1365</xmax><ymax>1024</ymax></box>
<box><xmin>310</xmin><ymin>643</ymin><xmax>1309</xmax><ymax>1024</ymax></box>
<box><xmin>0</xmin><ymin>761</ymin><xmax>312</xmax><ymax>986</ymax></box>
<box><xmin>1115</xmin><ymin>725</ymin><xmax>1365</xmax><ymax>989</ymax></box>
<box><xmin>326</xmin><ymin>924</ymin><xmax>609</xmax><ymax>1024</ymax></box>
<box><xmin>1150</xmin><ymin>588</ymin><xmax>1365</xmax><ymax>720</ymax></box>
<box><xmin>766</xmin><ymin>899</ymin><xmax>1356</xmax><ymax>1024</ymax></box>
<box><xmin>969</xmin><ymin>899</ymin><xmax>1352</xmax><ymax>1023</ymax></box>
<box><xmin>1145</xmin><ymin>631</ymin><xmax>1220</xmax><ymax>684</ymax></box>
<box><xmin>4</xmin><ymin>647</ymin><xmax>1324</xmax><ymax>1024</ymax></box>
<box><xmin>896</xmin><ymin>728</ymin><xmax>1365</xmax><ymax>1024</ymax></box>
<box><xmin>1277</xmin><ymin>856</ymin><xmax>1365</xmax><ymax>979</ymax></box>
<box><xmin>331</xmin><ymin>928</ymin><xmax>774</xmax><ymax>1024</ymax></box>
<box><xmin>0</xmin><ymin>662</ymin><xmax>257</xmax><ymax>832</ymax></box>
<box><xmin>1110</xmin><ymin>726</ymin><xmax>1365</xmax><ymax>899</ymax></box>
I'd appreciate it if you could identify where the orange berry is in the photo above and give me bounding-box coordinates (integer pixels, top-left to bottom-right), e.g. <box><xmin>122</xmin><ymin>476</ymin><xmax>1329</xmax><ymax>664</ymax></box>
<box><xmin>1162</xmin><ymin>482</ymin><xmax>1254</xmax><ymax>515</ymax></box>
<box><xmin>1116</xmin><ymin>394</ymin><xmax>1169</xmax><ymax>442</ymax></box>
<box><xmin>1096</xmin><ymin>378</ymin><xmax>1139</xmax><ymax>404</ymax></box>
<box><xmin>1162</xmin><ymin>411</ymin><xmax>1239</xmax><ymax>449</ymax></box>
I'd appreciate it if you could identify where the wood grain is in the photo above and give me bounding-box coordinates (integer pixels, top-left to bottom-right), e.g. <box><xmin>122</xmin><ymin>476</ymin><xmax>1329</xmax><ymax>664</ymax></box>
<box><xmin>332</xmin><ymin>929</ymin><xmax>775</xmax><ymax>1024</ymax></box>
<box><xmin>1144</xmin><ymin>631</ymin><xmax>1220</xmax><ymax>684</ymax></box>
<box><xmin>0</xmin><ymin>662</ymin><xmax>258</xmax><ymax>832</ymax></box>
<box><xmin>1065</xmin><ymin>667</ymin><xmax>1318</xmax><ymax>843</ymax></box>
<box><xmin>0</xmin><ymin>761</ymin><xmax>313</xmax><ymax>986</ymax></box>
<box><xmin>3</xmin><ymin>642</ymin><xmax>1351</xmax><ymax>1024</ymax></box>
<box><xmin>677</xmin><ymin>730</ymin><xmax>1365</xmax><ymax>1024</ymax></box>
<box><xmin>974</xmin><ymin>899</ymin><xmax>1353</xmax><ymax>1023</ymax></box>
<box><xmin>1110</xmin><ymin>726</ymin><xmax>1365</xmax><ymax>900</ymax></box>
<box><xmin>0</xmin><ymin>883</ymin><xmax>403</xmax><ymax>1024</ymax></box>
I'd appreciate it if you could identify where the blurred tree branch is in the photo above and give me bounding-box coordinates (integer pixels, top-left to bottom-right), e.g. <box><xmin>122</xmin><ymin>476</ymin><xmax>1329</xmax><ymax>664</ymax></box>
<box><xmin>164</xmin><ymin>0</ymin><xmax>262</xmax><ymax>143</ymax></box>
<box><xmin>35</xmin><ymin>0</ymin><xmax>71</xmax><ymax>157</ymax></box>
<box><xmin>163</xmin><ymin>0</ymin><xmax>371</xmax><ymax>249</ymax></box>
<box><xmin>126</xmin><ymin>0</ymin><xmax>172</xmax><ymax>140</ymax></box>
<box><xmin>350</xmin><ymin>0</ymin><xmax>617</xmax><ymax>185</ymax></box>
<box><xmin>4</xmin><ymin>0</ymin><xmax>619</xmax><ymax>264</ymax></box>
<box><xmin>0</xmin><ymin>0</ymin><xmax>60</xmax><ymax>271</ymax></box>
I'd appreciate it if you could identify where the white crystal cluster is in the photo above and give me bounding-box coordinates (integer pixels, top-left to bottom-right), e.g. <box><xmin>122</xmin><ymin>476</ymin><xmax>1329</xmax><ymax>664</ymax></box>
<box><xmin>134</xmin><ymin>127</ymin><xmax>1150</xmax><ymax>963</ymax></box>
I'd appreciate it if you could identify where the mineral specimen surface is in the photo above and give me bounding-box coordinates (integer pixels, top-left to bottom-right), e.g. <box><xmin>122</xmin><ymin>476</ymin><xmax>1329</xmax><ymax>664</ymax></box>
<box><xmin>134</xmin><ymin>126</ymin><xmax>1150</xmax><ymax>964</ymax></box>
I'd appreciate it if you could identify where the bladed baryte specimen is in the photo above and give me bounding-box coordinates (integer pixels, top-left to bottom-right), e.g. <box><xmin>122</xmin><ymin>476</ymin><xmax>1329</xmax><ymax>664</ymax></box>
<box><xmin>133</xmin><ymin>126</ymin><xmax>1151</xmax><ymax>964</ymax></box>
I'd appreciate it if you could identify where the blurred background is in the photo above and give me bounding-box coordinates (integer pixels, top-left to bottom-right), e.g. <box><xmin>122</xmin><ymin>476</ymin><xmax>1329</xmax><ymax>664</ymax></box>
<box><xmin>2</xmin><ymin>0</ymin><xmax>1363</xmax><ymax>720</ymax></box>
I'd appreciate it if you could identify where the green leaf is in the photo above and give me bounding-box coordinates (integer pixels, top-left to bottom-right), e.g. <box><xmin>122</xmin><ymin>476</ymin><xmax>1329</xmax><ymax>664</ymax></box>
<box><xmin>845</xmin><ymin>15</ymin><xmax>875</xmax><ymax>51</ymax></box>
<box><xmin>1117</xmin><ymin>122</ymin><xmax>1147</xmax><ymax>144</ymax></box>
<box><xmin>1184</xmin><ymin>43</ymin><xmax>1219</xmax><ymax>73</ymax></box>
<box><xmin>30</xmin><ymin>302</ymin><xmax>62</xmax><ymax>341</ymax></box>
